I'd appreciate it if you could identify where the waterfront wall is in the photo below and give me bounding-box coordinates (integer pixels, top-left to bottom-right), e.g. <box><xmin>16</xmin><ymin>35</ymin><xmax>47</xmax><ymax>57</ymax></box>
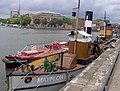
<box><xmin>60</xmin><ymin>38</ymin><xmax>120</xmax><ymax>91</ymax></box>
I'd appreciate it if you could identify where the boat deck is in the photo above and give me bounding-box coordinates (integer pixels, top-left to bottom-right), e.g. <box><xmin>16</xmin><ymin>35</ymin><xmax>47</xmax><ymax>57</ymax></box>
<box><xmin>34</xmin><ymin>64</ymin><xmax>85</xmax><ymax>74</ymax></box>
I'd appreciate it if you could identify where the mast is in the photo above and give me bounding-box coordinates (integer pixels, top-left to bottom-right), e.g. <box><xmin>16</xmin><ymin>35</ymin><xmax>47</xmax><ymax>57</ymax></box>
<box><xmin>75</xmin><ymin>0</ymin><xmax>80</xmax><ymax>40</ymax></box>
<box><xmin>74</xmin><ymin>0</ymin><xmax>80</xmax><ymax>54</ymax></box>
<box><xmin>103</xmin><ymin>11</ymin><xmax>107</xmax><ymax>37</ymax></box>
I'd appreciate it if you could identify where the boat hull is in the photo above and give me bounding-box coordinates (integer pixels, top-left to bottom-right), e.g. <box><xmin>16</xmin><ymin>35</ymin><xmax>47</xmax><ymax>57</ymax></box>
<box><xmin>7</xmin><ymin>66</ymin><xmax>85</xmax><ymax>91</ymax></box>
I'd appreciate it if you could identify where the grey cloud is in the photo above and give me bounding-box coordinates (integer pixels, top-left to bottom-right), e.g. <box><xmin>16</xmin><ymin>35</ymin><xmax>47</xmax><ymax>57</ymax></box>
<box><xmin>0</xmin><ymin>0</ymin><xmax>120</xmax><ymax>22</ymax></box>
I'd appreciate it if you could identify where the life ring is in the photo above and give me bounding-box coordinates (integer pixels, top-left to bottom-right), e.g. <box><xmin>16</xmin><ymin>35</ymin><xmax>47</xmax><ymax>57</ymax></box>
<box><xmin>24</xmin><ymin>77</ymin><xmax>32</xmax><ymax>83</ymax></box>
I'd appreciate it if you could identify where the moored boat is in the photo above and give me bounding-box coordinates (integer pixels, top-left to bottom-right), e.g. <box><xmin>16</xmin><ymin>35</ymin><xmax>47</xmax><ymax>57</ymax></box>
<box><xmin>2</xmin><ymin>2</ymin><xmax>116</xmax><ymax>91</ymax></box>
<box><xmin>2</xmin><ymin>42</ymin><xmax>68</xmax><ymax>76</ymax></box>
<box><xmin>2</xmin><ymin>9</ymin><xmax>98</xmax><ymax>91</ymax></box>
<box><xmin>3</xmin><ymin>33</ymin><xmax>117</xmax><ymax>91</ymax></box>
<box><xmin>4</xmin><ymin>38</ymin><xmax>94</xmax><ymax>91</ymax></box>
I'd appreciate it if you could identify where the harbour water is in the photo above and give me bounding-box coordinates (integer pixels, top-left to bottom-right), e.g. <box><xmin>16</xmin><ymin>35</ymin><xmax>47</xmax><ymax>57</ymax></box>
<box><xmin>0</xmin><ymin>26</ymin><xmax>99</xmax><ymax>91</ymax></box>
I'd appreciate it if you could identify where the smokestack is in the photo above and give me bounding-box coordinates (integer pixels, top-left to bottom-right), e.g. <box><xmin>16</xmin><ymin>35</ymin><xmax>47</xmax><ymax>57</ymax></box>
<box><xmin>84</xmin><ymin>11</ymin><xmax>93</xmax><ymax>34</ymax></box>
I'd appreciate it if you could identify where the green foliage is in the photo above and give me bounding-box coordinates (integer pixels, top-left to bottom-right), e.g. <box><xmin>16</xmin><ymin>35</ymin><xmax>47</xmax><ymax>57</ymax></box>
<box><xmin>49</xmin><ymin>18</ymin><xmax>58</xmax><ymax>27</ymax></box>
<box><xmin>41</xmin><ymin>18</ymin><xmax>48</xmax><ymax>25</ymax></box>
<box><xmin>63</xmin><ymin>17</ymin><xmax>71</xmax><ymax>25</ymax></box>
<box><xmin>0</xmin><ymin>18</ymin><xmax>7</xmax><ymax>23</ymax></box>
<box><xmin>7</xmin><ymin>18</ymin><xmax>18</xmax><ymax>24</ymax></box>
<box><xmin>80</xmin><ymin>18</ymin><xmax>84</xmax><ymax>20</ymax></box>
<box><xmin>16</xmin><ymin>17</ymin><xmax>20</xmax><ymax>24</ymax></box>
<box><xmin>4</xmin><ymin>15</ymin><xmax>31</xmax><ymax>26</ymax></box>
<box><xmin>95</xmin><ymin>19</ymin><xmax>103</xmax><ymax>22</ymax></box>
<box><xmin>106</xmin><ymin>20</ymin><xmax>110</xmax><ymax>24</ymax></box>
<box><xmin>95</xmin><ymin>19</ymin><xmax>110</xmax><ymax>23</ymax></box>
<box><xmin>33</xmin><ymin>18</ymin><xmax>40</xmax><ymax>25</ymax></box>
<box><xmin>21</xmin><ymin>15</ymin><xmax>30</xmax><ymax>25</ymax></box>
<box><xmin>57</xmin><ymin>19</ymin><xmax>63</xmax><ymax>26</ymax></box>
<box><xmin>118</xmin><ymin>25</ymin><xmax>120</xmax><ymax>29</ymax></box>
<box><xmin>21</xmin><ymin>15</ymin><xmax>31</xmax><ymax>26</ymax></box>
<box><xmin>33</xmin><ymin>16</ymin><xmax>72</xmax><ymax>27</ymax></box>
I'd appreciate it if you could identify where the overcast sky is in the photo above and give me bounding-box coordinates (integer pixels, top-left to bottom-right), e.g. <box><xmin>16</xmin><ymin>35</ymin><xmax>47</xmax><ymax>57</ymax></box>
<box><xmin>0</xmin><ymin>0</ymin><xmax>120</xmax><ymax>23</ymax></box>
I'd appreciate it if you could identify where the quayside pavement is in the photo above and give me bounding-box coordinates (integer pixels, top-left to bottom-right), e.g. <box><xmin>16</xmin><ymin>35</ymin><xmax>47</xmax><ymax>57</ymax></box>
<box><xmin>108</xmin><ymin>51</ymin><xmax>120</xmax><ymax>91</ymax></box>
<box><xmin>60</xmin><ymin>38</ymin><xmax>120</xmax><ymax>91</ymax></box>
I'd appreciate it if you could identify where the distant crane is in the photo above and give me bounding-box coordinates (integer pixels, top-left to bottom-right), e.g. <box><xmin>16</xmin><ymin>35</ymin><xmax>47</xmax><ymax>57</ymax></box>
<box><xmin>101</xmin><ymin>11</ymin><xmax>109</xmax><ymax>37</ymax></box>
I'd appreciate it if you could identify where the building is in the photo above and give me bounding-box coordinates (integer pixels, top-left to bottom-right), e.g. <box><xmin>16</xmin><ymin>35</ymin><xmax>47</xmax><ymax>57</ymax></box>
<box><xmin>10</xmin><ymin>10</ymin><xmax>19</xmax><ymax>18</ymax></box>
<box><xmin>34</xmin><ymin>12</ymin><xmax>63</xmax><ymax>21</ymax></box>
<box><xmin>78</xmin><ymin>19</ymin><xmax>103</xmax><ymax>31</ymax></box>
<box><xmin>28</xmin><ymin>12</ymin><xmax>64</xmax><ymax>26</ymax></box>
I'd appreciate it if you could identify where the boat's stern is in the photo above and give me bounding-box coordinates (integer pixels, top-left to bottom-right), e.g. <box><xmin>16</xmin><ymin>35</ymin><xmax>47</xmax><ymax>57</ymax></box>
<box><xmin>2</xmin><ymin>56</ymin><xmax>27</xmax><ymax>76</ymax></box>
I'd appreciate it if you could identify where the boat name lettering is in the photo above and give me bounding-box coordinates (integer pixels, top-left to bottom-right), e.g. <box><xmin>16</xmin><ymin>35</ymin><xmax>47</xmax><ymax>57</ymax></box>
<box><xmin>37</xmin><ymin>75</ymin><xmax>66</xmax><ymax>83</ymax></box>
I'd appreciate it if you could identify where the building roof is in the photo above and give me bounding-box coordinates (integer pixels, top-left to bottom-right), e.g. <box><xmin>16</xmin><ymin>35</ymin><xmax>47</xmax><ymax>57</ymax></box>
<box><xmin>35</xmin><ymin>11</ymin><xmax>61</xmax><ymax>15</ymax></box>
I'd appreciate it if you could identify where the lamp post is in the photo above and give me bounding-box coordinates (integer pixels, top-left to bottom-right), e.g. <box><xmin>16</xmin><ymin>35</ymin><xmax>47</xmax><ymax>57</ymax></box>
<box><xmin>19</xmin><ymin>0</ymin><xmax>21</xmax><ymax>28</ymax></box>
<box><xmin>118</xmin><ymin>20</ymin><xmax>120</xmax><ymax>38</ymax></box>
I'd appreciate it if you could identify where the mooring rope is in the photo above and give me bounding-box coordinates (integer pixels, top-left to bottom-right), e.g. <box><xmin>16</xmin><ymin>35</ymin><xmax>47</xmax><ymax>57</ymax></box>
<box><xmin>32</xmin><ymin>71</ymin><xmax>53</xmax><ymax>91</ymax></box>
<box><xmin>11</xmin><ymin>71</ymin><xmax>32</xmax><ymax>91</ymax></box>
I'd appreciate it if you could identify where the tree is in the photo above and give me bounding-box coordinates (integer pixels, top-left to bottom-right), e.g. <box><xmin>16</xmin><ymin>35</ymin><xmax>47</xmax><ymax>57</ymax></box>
<box><xmin>0</xmin><ymin>18</ymin><xmax>7</xmax><ymax>23</ymax></box>
<box><xmin>6</xmin><ymin>15</ymin><xmax>31</xmax><ymax>26</ymax></box>
<box><xmin>49</xmin><ymin>18</ymin><xmax>58</xmax><ymax>27</ymax></box>
<box><xmin>95</xmin><ymin>19</ymin><xmax>103</xmax><ymax>22</ymax></box>
<box><xmin>57</xmin><ymin>19</ymin><xmax>63</xmax><ymax>26</ymax></box>
<box><xmin>41</xmin><ymin>18</ymin><xmax>48</xmax><ymax>27</ymax></box>
<box><xmin>21</xmin><ymin>15</ymin><xmax>31</xmax><ymax>26</ymax></box>
<box><xmin>7</xmin><ymin>18</ymin><xmax>17</xmax><ymax>24</ymax></box>
<box><xmin>15</xmin><ymin>17</ymin><xmax>20</xmax><ymax>24</ymax></box>
<box><xmin>33</xmin><ymin>18</ymin><xmax>40</xmax><ymax>25</ymax></box>
<box><xmin>95</xmin><ymin>19</ymin><xmax>110</xmax><ymax>24</ymax></box>
<box><xmin>106</xmin><ymin>20</ymin><xmax>110</xmax><ymax>24</ymax></box>
<box><xmin>63</xmin><ymin>17</ymin><xmax>71</xmax><ymax>25</ymax></box>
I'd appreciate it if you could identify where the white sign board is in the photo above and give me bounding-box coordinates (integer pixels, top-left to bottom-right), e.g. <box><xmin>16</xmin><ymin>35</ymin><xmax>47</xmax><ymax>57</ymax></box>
<box><xmin>85</xmin><ymin>20</ymin><xmax>92</xmax><ymax>27</ymax></box>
